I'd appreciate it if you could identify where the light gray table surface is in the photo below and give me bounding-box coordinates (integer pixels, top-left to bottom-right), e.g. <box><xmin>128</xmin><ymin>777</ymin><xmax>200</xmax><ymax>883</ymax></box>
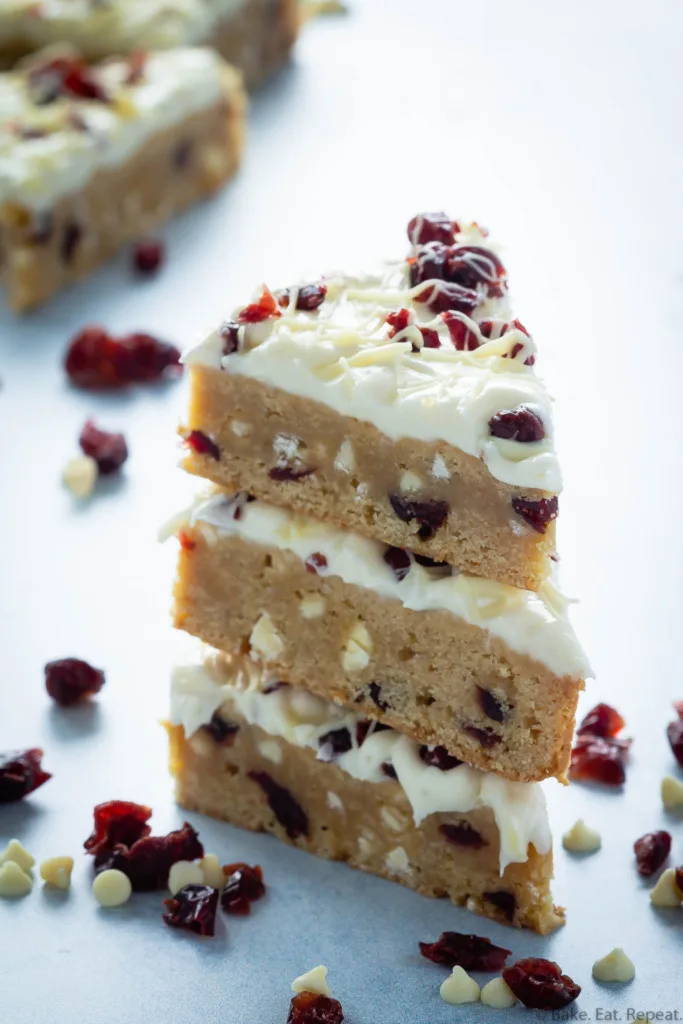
<box><xmin>2</xmin><ymin>1</ymin><xmax>683</xmax><ymax>1020</ymax></box>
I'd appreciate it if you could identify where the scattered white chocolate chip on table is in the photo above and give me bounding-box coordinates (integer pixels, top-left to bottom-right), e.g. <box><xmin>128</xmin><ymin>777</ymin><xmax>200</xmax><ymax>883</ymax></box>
<box><xmin>291</xmin><ymin>965</ymin><xmax>332</xmax><ymax>997</ymax></box>
<box><xmin>592</xmin><ymin>948</ymin><xmax>636</xmax><ymax>983</ymax></box>
<box><xmin>562</xmin><ymin>818</ymin><xmax>602</xmax><ymax>853</ymax></box>
<box><xmin>40</xmin><ymin>856</ymin><xmax>74</xmax><ymax>890</ymax></box>
<box><xmin>661</xmin><ymin>775</ymin><xmax>683</xmax><ymax>809</ymax></box>
<box><xmin>0</xmin><ymin>838</ymin><xmax>36</xmax><ymax>872</ymax></box>
<box><xmin>199</xmin><ymin>853</ymin><xmax>225</xmax><ymax>889</ymax></box>
<box><xmin>92</xmin><ymin>869</ymin><xmax>132</xmax><ymax>907</ymax></box>
<box><xmin>439</xmin><ymin>966</ymin><xmax>481</xmax><ymax>1005</ymax></box>
<box><xmin>62</xmin><ymin>455</ymin><xmax>98</xmax><ymax>499</ymax></box>
<box><xmin>480</xmin><ymin>976</ymin><xmax>517</xmax><ymax>1008</ymax></box>
<box><xmin>168</xmin><ymin>860</ymin><xmax>204</xmax><ymax>895</ymax></box>
<box><xmin>0</xmin><ymin>861</ymin><xmax>33</xmax><ymax>897</ymax></box>
<box><xmin>649</xmin><ymin>868</ymin><xmax>683</xmax><ymax>907</ymax></box>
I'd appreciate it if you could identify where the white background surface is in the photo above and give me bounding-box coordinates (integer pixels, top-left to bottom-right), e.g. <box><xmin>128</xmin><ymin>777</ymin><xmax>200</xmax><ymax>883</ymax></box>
<box><xmin>2</xmin><ymin>1</ymin><xmax>683</xmax><ymax>1020</ymax></box>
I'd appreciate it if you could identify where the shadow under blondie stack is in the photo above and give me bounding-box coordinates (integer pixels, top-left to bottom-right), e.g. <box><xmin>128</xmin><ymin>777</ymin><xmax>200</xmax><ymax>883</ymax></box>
<box><xmin>166</xmin><ymin>211</ymin><xmax>591</xmax><ymax>933</ymax></box>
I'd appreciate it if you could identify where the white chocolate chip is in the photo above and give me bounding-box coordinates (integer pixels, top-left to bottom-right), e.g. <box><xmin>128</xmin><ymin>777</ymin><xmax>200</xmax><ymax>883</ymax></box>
<box><xmin>62</xmin><ymin>455</ymin><xmax>98</xmax><ymax>498</ymax></box>
<box><xmin>92</xmin><ymin>868</ymin><xmax>132</xmax><ymax>907</ymax></box>
<box><xmin>273</xmin><ymin>433</ymin><xmax>302</xmax><ymax>461</ymax></box>
<box><xmin>334</xmin><ymin>439</ymin><xmax>356</xmax><ymax>474</ymax></box>
<box><xmin>40</xmin><ymin>856</ymin><xmax>74</xmax><ymax>890</ymax></box>
<box><xmin>399</xmin><ymin>470</ymin><xmax>423</xmax><ymax>494</ymax></box>
<box><xmin>380</xmin><ymin>807</ymin><xmax>403</xmax><ymax>832</ymax></box>
<box><xmin>357</xmin><ymin>835</ymin><xmax>373</xmax><ymax>858</ymax></box>
<box><xmin>230</xmin><ymin>420</ymin><xmax>252</xmax><ymax>437</ymax></box>
<box><xmin>0</xmin><ymin>838</ymin><xmax>36</xmax><ymax>872</ymax></box>
<box><xmin>341</xmin><ymin>619</ymin><xmax>373</xmax><ymax>672</ymax></box>
<box><xmin>291</xmin><ymin>965</ymin><xmax>332</xmax><ymax>997</ymax></box>
<box><xmin>431</xmin><ymin>453</ymin><xmax>451</xmax><ymax>480</ymax></box>
<box><xmin>592</xmin><ymin>948</ymin><xmax>635</xmax><ymax>983</ymax></box>
<box><xmin>562</xmin><ymin>819</ymin><xmax>601</xmax><ymax>853</ymax></box>
<box><xmin>0</xmin><ymin>861</ymin><xmax>33</xmax><ymax>897</ymax></box>
<box><xmin>299</xmin><ymin>594</ymin><xmax>326</xmax><ymax>619</ymax></box>
<box><xmin>440</xmin><ymin>966</ymin><xmax>481</xmax><ymax>1005</ymax></box>
<box><xmin>199</xmin><ymin>854</ymin><xmax>225</xmax><ymax>889</ymax></box>
<box><xmin>326</xmin><ymin>791</ymin><xmax>343</xmax><ymax>812</ymax></box>
<box><xmin>661</xmin><ymin>775</ymin><xmax>683</xmax><ymax>809</ymax></box>
<box><xmin>168</xmin><ymin>860</ymin><xmax>204</xmax><ymax>895</ymax></box>
<box><xmin>385</xmin><ymin>846</ymin><xmax>411</xmax><ymax>876</ymax></box>
<box><xmin>649</xmin><ymin>868</ymin><xmax>683</xmax><ymax>907</ymax></box>
<box><xmin>480</xmin><ymin>977</ymin><xmax>517</xmax><ymax>1008</ymax></box>
<box><xmin>250</xmin><ymin>613</ymin><xmax>285</xmax><ymax>661</ymax></box>
<box><xmin>258</xmin><ymin>739</ymin><xmax>283</xmax><ymax>764</ymax></box>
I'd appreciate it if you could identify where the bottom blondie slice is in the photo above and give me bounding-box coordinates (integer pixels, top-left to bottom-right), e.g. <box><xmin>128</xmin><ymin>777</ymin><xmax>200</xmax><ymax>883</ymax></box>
<box><xmin>168</xmin><ymin>649</ymin><xmax>564</xmax><ymax>934</ymax></box>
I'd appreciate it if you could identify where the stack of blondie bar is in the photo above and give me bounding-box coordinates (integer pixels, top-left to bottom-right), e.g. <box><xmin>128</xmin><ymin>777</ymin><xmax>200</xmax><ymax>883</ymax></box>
<box><xmin>167</xmin><ymin>211</ymin><xmax>590</xmax><ymax>933</ymax></box>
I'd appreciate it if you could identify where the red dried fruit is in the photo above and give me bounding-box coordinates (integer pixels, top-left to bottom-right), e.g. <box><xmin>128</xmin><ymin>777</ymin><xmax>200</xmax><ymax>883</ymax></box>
<box><xmin>98</xmin><ymin>822</ymin><xmax>203</xmax><ymax>891</ymax></box>
<box><xmin>278</xmin><ymin>283</ymin><xmax>327</xmax><ymax>311</ymax></box>
<box><xmin>317</xmin><ymin>727</ymin><xmax>353</xmax><ymax>762</ymax></box>
<box><xmin>483</xmin><ymin>890</ymin><xmax>516</xmax><ymax>920</ymax></box>
<box><xmin>446</xmin><ymin>245</ymin><xmax>507</xmax><ymax>296</ymax></box>
<box><xmin>178</xmin><ymin>531</ymin><xmax>196</xmax><ymax>552</ymax></box>
<box><xmin>305</xmin><ymin>552</ymin><xmax>328</xmax><ymax>574</ymax></box>
<box><xmin>419</xmin><ymin>745</ymin><xmax>463</xmax><ymax>771</ymax></box>
<box><xmin>441</xmin><ymin>311</ymin><xmax>480</xmax><ymax>351</ymax></box>
<box><xmin>489</xmin><ymin>406</ymin><xmax>545</xmax><ymax>443</ymax></box>
<box><xmin>480</xmin><ymin>318</ymin><xmax>535</xmax><ymax>365</ymax></box>
<box><xmin>667</xmin><ymin>718</ymin><xmax>683</xmax><ymax>766</ymax></box>
<box><xmin>465</xmin><ymin>725</ymin><xmax>501</xmax><ymax>748</ymax></box>
<box><xmin>407</xmin><ymin>212</ymin><xmax>457</xmax><ymax>247</ymax></box>
<box><xmin>44</xmin><ymin>657</ymin><xmax>105</xmax><ymax>706</ymax></box>
<box><xmin>185</xmin><ymin>430</ymin><xmax>220</xmax><ymax>461</ymax></box>
<box><xmin>84</xmin><ymin>800</ymin><xmax>152</xmax><ymax>857</ymax></box>
<box><xmin>502</xmin><ymin>957</ymin><xmax>581</xmax><ymax>1010</ymax></box>
<box><xmin>569</xmin><ymin>735</ymin><xmax>631</xmax><ymax>786</ymax></box>
<box><xmin>386</xmin><ymin>308</ymin><xmax>411</xmax><ymax>336</ymax></box>
<box><xmin>383</xmin><ymin>546</ymin><xmax>412</xmax><ymax>581</ymax></box>
<box><xmin>368</xmin><ymin>682</ymin><xmax>390</xmax><ymax>710</ymax></box>
<box><xmin>220</xmin><ymin>862</ymin><xmax>265</xmax><ymax>914</ymax></box>
<box><xmin>419</xmin><ymin>931</ymin><xmax>511</xmax><ymax>971</ymax></box>
<box><xmin>414</xmin><ymin>280</ymin><xmax>480</xmax><ymax>316</ymax></box>
<box><xmin>133</xmin><ymin>239</ymin><xmax>164</xmax><ymax>276</ymax></box>
<box><xmin>202</xmin><ymin>713</ymin><xmax>239</xmax><ymax>744</ymax></box>
<box><xmin>79</xmin><ymin>419</ymin><xmax>128</xmax><ymax>474</ymax></box>
<box><xmin>269</xmin><ymin>465</ymin><xmax>316</xmax><ymax>481</ymax></box>
<box><xmin>389</xmin><ymin>495</ymin><xmax>449</xmax><ymax>541</ymax></box>
<box><xmin>511</xmin><ymin>496</ymin><xmax>559</xmax><ymax>534</ymax></box>
<box><xmin>237</xmin><ymin>286</ymin><xmax>282</xmax><ymax>323</ymax></box>
<box><xmin>477</xmin><ymin>687</ymin><xmax>507</xmax><ymax>723</ymax></box>
<box><xmin>409</xmin><ymin>240</ymin><xmax>449</xmax><ymax>284</ymax></box>
<box><xmin>287</xmin><ymin>991</ymin><xmax>344</xmax><ymax>1024</ymax></box>
<box><xmin>0</xmin><ymin>749</ymin><xmax>51</xmax><ymax>802</ymax></box>
<box><xmin>578</xmin><ymin>702</ymin><xmax>625</xmax><ymax>738</ymax></box>
<box><xmin>29</xmin><ymin>56</ymin><xmax>108</xmax><ymax>104</ymax></box>
<box><xmin>381</xmin><ymin>762</ymin><xmax>398</xmax><ymax>779</ymax></box>
<box><xmin>634</xmin><ymin>830</ymin><xmax>672</xmax><ymax>876</ymax></box>
<box><xmin>440</xmin><ymin>822</ymin><xmax>487</xmax><ymax>849</ymax></box>
<box><xmin>65</xmin><ymin>325</ymin><xmax>180</xmax><ymax>389</ymax></box>
<box><xmin>413</xmin><ymin>553</ymin><xmax>450</xmax><ymax>569</ymax></box>
<box><xmin>219</xmin><ymin>320</ymin><xmax>240</xmax><ymax>355</ymax></box>
<box><xmin>163</xmin><ymin>884</ymin><xmax>219</xmax><ymax>937</ymax></box>
<box><xmin>248</xmin><ymin>771</ymin><xmax>309</xmax><ymax>839</ymax></box>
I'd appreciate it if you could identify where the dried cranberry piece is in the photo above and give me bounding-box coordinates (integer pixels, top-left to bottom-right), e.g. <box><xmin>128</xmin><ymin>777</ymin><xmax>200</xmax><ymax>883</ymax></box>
<box><xmin>62</xmin><ymin>62</ymin><xmax>108</xmax><ymax>101</ymax></box>
<box><xmin>578</xmin><ymin>703</ymin><xmax>625</xmax><ymax>738</ymax></box>
<box><xmin>441</xmin><ymin>311</ymin><xmax>480</xmax><ymax>351</ymax></box>
<box><xmin>502</xmin><ymin>957</ymin><xmax>581</xmax><ymax>1010</ymax></box>
<box><xmin>489</xmin><ymin>406</ymin><xmax>545</xmax><ymax>443</ymax></box>
<box><xmin>446</xmin><ymin>245</ymin><xmax>507</xmax><ymax>296</ymax></box>
<box><xmin>163</xmin><ymin>884</ymin><xmax>219</xmax><ymax>937</ymax></box>
<box><xmin>219</xmin><ymin>320</ymin><xmax>240</xmax><ymax>355</ymax></box>
<box><xmin>407</xmin><ymin>212</ymin><xmax>456</xmax><ymax>246</ymax></box>
<box><xmin>569</xmin><ymin>735</ymin><xmax>631</xmax><ymax>786</ymax></box>
<box><xmin>419</xmin><ymin>931</ymin><xmax>511</xmax><ymax>971</ymax></box>
<box><xmin>0</xmin><ymin>749</ymin><xmax>51</xmax><ymax>803</ymax></box>
<box><xmin>79</xmin><ymin>419</ymin><xmax>128</xmax><ymax>474</ymax></box>
<box><xmin>389</xmin><ymin>495</ymin><xmax>449</xmax><ymax>540</ymax></box>
<box><xmin>409</xmin><ymin>241</ymin><xmax>449</xmax><ymax>285</ymax></box>
<box><xmin>465</xmin><ymin>725</ymin><xmax>500</xmax><ymax>748</ymax></box>
<box><xmin>634</xmin><ymin>831</ymin><xmax>672</xmax><ymax>876</ymax></box>
<box><xmin>117</xmin><ymin>332</ymin><xmax>181</xmax><ymax>383</ymax></box>
<box><xmin>386</xmin><ymin>308</ymin><xmax>411</xmax><ymax>336</ymax></box>
<box><xmin>84</xmin><ymin>800</ymin><xmax>152</xmax><ymax>857</ymax></box>
<box><xmin>29</xmin><ymin>56</ymin><xmax>108</xmax><ymax>104</ymax></box>
<box><xmin>185</xmin><ymin>430</ymin><xmax>220</xmax><ymax>461</ymax></box>
<box><xmin>305</xmin><ymin>552</ymin><xmax>328</xmax><ymax>574</ymax></box>
<box><xmin>416</xmin><ymin>327</ymin><xmax>441</xmax><ymax>350</ymax></box>
<box><xmin>367</xmin><ymin>682</ymin><xmax>389</xmax><ymax>710</ymax></box>
<box><xmin>483</xmin><ymin>890</ymin><xmax>517</xmax><ymax>921</ymax></box>
<box><xmin>413</xmin><ymin>553</ymin><xmax>449</xmax><ymax>569</ymax></box>
<box><xmin>511</xmin><ymin>495</ymin><xmax>559</xmax><ymax>534</ymax></box>
<box><xmin>381</xmin><ymin>762</ymin><xmax>398</xmax><ymax>779</ymax></box>
<box><xmin>61</xmin><ymin>220</ymin><xmax>81</xmax><ymax>264</ymax></box>
<box><xmin>440</xmin><ymin>822</ymin><xmax>487</xmax><ymax>849</ymax></box>
<box><xmin>383</xmin><ymin>546</ymin><xmax>412</xmax><ymax>581</ymax></box>
<box><xmin>248</xmin><ymin>771</ymin><xmax>308</xmax><ymax>839</ymax></box>
<box><xmin>480</xmin><ymin>318</ymin><xmax>535</xmax><ymax>365</ymax></box>
<box><xmin>237</xmin><ymin>286</ymin><xmax>282</xmax><ymax>323</ymax></box>
<box><xmin>419</xmin><ymin>746</ymin><xmax>463</xmax><ymax>771</ymax></box>
<box><xmin>202</xmin><ymin>713</ymin><xmax>239</xmax><ymax>744</ymax></box>
<box><xmin>221</xmin><ymin>862</ymin><xmax>265</xmax><ymax>914</ymax></box>
<box><xmin>317</xmin><ymin>727</ymin><xmax>353</xmax><ymax>762</ymax></box>
<box><xmin>178</xmin><ymin>531</ymin><xmax>196</xmax><ymax>552</ymax></box>
<box><xmin>133</xmin><ymin>239</ymin><xmax>164</xmax><ymax>276</ymax></box>
<box><xmin>477</xmin><ymin>687</ymin><xmax>507</xmax><ymax>724</ymax></box>
<box><xmin>98</xmin><ymin>822</ymin><xmax>203</xmax><ymax>890</ymax></box>
<box><xmin>287</xmin><ymin>991</ymin><xmax>344</xmax><ymax>1024</ymax></box>
<box><xmin>294</xmin><ymin>283</ymin><xmax>328</xmax><ymax>311</ymax></box>
<box><xmin>414</xmin><ymin>281</ymin><xmax>480</xmax><ymax>316</ymax></box>
<box><xmin>268</xmin><ymin>465</ymin><xmax>316</xmax><ymax>481</ymax></box>
<box><xmin>65</xmin><ymin>325</ymin><xmax>180</xmax><ymax>389</ymax></box>
<box><xmin>667</xmin><ymin>719</ymin><xmax>683</xmax><ymax>766</ymax></box>
<box><xmin>44</xmin><ymin>657</ymin><xmax>105</xmax><ymax>706</ymax></box>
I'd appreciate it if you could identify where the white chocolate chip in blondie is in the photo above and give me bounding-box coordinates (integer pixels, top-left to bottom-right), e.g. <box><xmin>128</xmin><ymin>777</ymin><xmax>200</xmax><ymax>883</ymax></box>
<box><xmin>0</xmin><ymin>838</ymin><xmax>36</xmax><ymax>872</ymax></box>
<box><xmin>168</xmin><ymin>860</ymin><xmax>204</xmax><ymax>895</ymax></box>
<box><xmin>250</xmin><ymin>613</ymin><xmax>285</xmax><ymax>661</ymax></box>
<box><xmin>380</xmin><ymin>807</ymin><xmax>403</xmax><ymax>832</ymax></box>
<box><xmin>40</xmin><ymin>856</ymin><xmax>74</xmax><ymax>890</ymax></box>
<box><xmin>230</xmin><ymin>420</ymin><xmax>252</xmax><ymax>437</ymax></box>
<box><xmin>661</xmin><ymin>775</ymin><xmax>683</xmax><ymax>809</ymax></box>
<box><xmin>385</xmin><ymin>846</ymin><xmax>411</xmax><ymax>876</ymax></box>
<box><xmin>334</xmin><ymin>439</ymin><xmax>356</xmax><ymax>474</ymax></box>
<box><xmin>258</xmin><ymin>738</ymin><xmax>283</xmax><ymax>764</ymax></box>
<box><xmin>341</xmin><ymin>619</ymin><xmax>373</xmax><ymax>672</ymax></box>
<box><xmin>562</xmin><ymin>819</ymin><xmax>601</xmax><ymax>853</ymax></box>
<box><xmin>649</xmin><ymin>868</ymin><xmax>683</xmax><ymax>907</ymax></box>
<box><xmin>440</xmin><ymin>966</ymin><xmax>481</xmax><ymax>1005</ymax></box>
<box><xmin>273</xmin><ymin>433</ymin><xmax>302</xmax><ymax>462</ymax></box>
<box><xmin>291</xmin><ymin>965</ymin><xmax>332</xmax><ymax>997</ymax></box>
<box><xmin>431</xmin><ymin>453</ymin><xmax>451</xmax><ymax>480</ymax></box>
<box><xmin>62</xmin><ymin>455</ymin><xmax>98</xmax><ymax>499</ymax></box>
<box><xmin>399</xmin><ymin>470</ymin><xmax>423</xmax><ymax>494</ymax></box>
<box><xmin>0</xmin><ymin>861</ymin><xmax>33</xmax><ymax>897</ymax></box>
<box><xmin>480</xmin><ymin>977</ymin><xmax>517</xmax><ymax>1008</ymax></box>
<box><xmin>299</xmin><ymin>594</ymin><xmax>326</xmax><ymax>620</ymax></box>
<box><xmin>199</xmin><ymin>854</ymin><xmax>225</xmax><ymax>889</ymax></box>
<box><xmin>326</xmin><ymin>791</ymin><xmax>343</xmax><ymax>812</ymax></box>
<box><xmin>592</xmin><ymin>948</ymin><xmax>635</xmax><ymax>983</ymax></box>
<box><xmin>92</xmin><ymin>868</ymin><xmax>132</xmax><ymax>907</ymax></box>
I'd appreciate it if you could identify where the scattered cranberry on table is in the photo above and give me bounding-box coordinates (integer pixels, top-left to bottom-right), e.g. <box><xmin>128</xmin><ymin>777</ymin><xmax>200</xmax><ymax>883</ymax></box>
<box><xmin>220</xmin><ymin>862</ymin><xmax>265</xmax><ymax>915</ymax></box>
<box><xmin>0</xmin><ymin>749</ymin><xmax>51</xmax><ymax>802</ymax></box>
<box><xmin>45</xmin><ymin>657</ymin><xmax>105</xmax><ymax>706</ymax></box>
<box><xmin>419</xmin><ymin>930</ymin><xmax>511</xmax><ymax>971</ymax></box>
<box><xmin>287</xmin><ymin>992</ymin><xmax>344</xmax><ymax>1024</ymax></box>
<box><xmin>502</xmin><ymin>957</ymin><xmax>581</xmax><ymax>1010</ymax></box>
<box><xmin>79</xmin><ymin>420</ymin><xmax>128</xmax><ymax>474</ymax></box>
<box><xmin>163</xmin><ymin>884</ymin><xmax>219</xmax><ymax>937</ymax></box>
<box><xmin>65</xmin><ymin>325</ymin><xmax>181</xmax><ymax>389</ymax></box>
<box><xmin>569</xmin><ymin>702</ymin><xmax>631</xmax><ymax>786</ymax></box>
<box><xmin>132</xmin><ymin>239</ymin><xmax>165</xmax><ymax>276</ymax></box>
<box><xmin>634</xmin><ymin>831</ymin><xmax>672</xmax><ymax>876</ymax></box>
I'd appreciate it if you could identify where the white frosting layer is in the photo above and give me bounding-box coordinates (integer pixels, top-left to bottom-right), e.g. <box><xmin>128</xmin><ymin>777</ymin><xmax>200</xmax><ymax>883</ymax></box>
<box><xmin>170</xmin><ymin>650</ymin><xmax>552</xmax><ymax>872</ymax></box>
<box><xmin>183</xmin><ymin>224</ymin><xmax>562</xmax><ymax>492</ymax></box>
<box><xmin>188</xmin><ymin>491</ymin><xmax>591</xmax><ymax>679</ymax></box>
<box><xmin>0</xmin><ymin>47</ymin><xmax>228</xmax><ymax>210</ymax></box>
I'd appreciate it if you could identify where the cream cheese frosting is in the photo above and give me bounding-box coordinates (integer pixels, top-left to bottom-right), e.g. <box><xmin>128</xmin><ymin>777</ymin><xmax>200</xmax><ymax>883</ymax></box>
<box><xmin>185</xmin><ymin>490</ymin><xmax>591</xmax><ymax>679</ymax></box>
<box><xmin>170</xmin><ymin>648</ymin><xmax>552</xmax><ymax>872</ymax></box>
<box><xmin>0</xmin><ymin>47</ymin><xmax>228</xmax><ymax>210</ymax></box>
<box><xmin>183</xmin><ymin>221</ymin><xmax>562</xmax><ymax>492</ymax></box>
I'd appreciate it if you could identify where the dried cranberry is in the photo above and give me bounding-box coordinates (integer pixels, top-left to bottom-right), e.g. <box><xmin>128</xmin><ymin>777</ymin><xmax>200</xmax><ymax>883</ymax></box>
<box><xmin>62</xmin><ymin>61</ymin><xmax>107</xmax><ymax>101</ymax></box>
<box><xmin>163</xmin><ymin>884</ymin><xmax>219</xmax><ymax>937</ymax></box>
<box><xmin>0</xmin><ymin>749</ymin><xmax>51</xmax><ymax>803</ymax></box>
<box><xmin>414</xmin><ymin>281</ymin><xmax>480</xmax><ymax>316</ymax></box>
<box><xmin>477</xmin><ymin>687</ymin><xmax>507</xmax><ymax>723</ymax></box>
<box><xmin>667</xmin><ymin>718</ymin><xmax>683</xmax><ymax>766</ymax></box>
<box><xmin>65</xmin><ymin>325</ymin><xmax>180</xmax><ymax>389</ymax></box>
<box><xmin>185</xmin><ymin>430</ymin><xmax>220</xmax><ymax>461</ymax></box>
<box><xmin>483</xmin><ymin>890</ymin><xmax>517</xmax><ymax>921</ymax></box>
<box><xmin>133</xmin><ymin>239</ymin><xmax>164</xmax><ymax>276</ymax></box>
<box><xmin>489</xmin><ymin>406</ymin><xmax>545</xmax><ymax>443</ymax></box>
<box><xmin>305</xmin><ymin>552</ymin><xmax>328</xmax><ymax>574</ymax></box>
<box><xmin>44</xmin><ymin>657</ymin><xmax>105</xmax><ymax>706</ymax></box>
<box><xmin>61</xmin><ymin>220</ymin><xmax>81</xmax><ymax>264</ymax></box>
<box><xmin>511</xmin><ymin>496</ymin><xmax>559</xmax><ymax>534</ymax></box>
<box><xmin>78</xmin><ymin>420</ymin><xmax>128</xmax><ymax>474</ymax></box>
<box><xmin>386</xmin><ymin>307</ymin><xmax>440</xmax><ymax>350</ymax></box>
<box><xmin>287</xmin><ymin>991</ymin><xmax>344</xmax><ymax>1024</ymax></box>
<box><xmin>419</xmin><ymin>746</ymin><xmax>463</xmax><ymax>770</ymax></box>
<box><xmin>84</xmin><ymin>800</ymin><xmax>152</xmax><ymax>857</ymax></box>
<box><xmin>441</xmin><ymin>311</ymin><xmax>480</xmax><ymax>351</ymax></box>
<box><xmin>237</xmin><ymin>286</ymin><xmax>281</xmax><ymax>323</ymax></box>
<box><xmin>389</xmin><ymin>495</ymin><xmax>449</xmax><ymax>540</ymax></box>
<box><xmin>445</xmin><ymin>245</ymin><xmax>507</xmax><ymax>296</ymax></box>
<box><xmin>407</xmin><ymin>212</ymin><xmax>456</xmax><ymax>246</ymax></box>
<box><xmin>98</xmin><ymin>822</ymin><xmax>203</xmax><ymax>890</ymax></box>
<box><xmin>569</xmin><ymin>735</ymin><xmax>631</xmax><ymax>786</ymax></box>
<box><xmin>221</xmin><ymin>862</ymin><xmax>265</xmax><ymax>914</ymax></box>
<box><xmin>178</xmin><ymin>531</ymin><xmax>196</xmax><ymax>552</ymax></box>
<box><xmin>465</xmin><ymin>725</ymin><xmax>500</xmax><ymax>748</ymax></box>
<box><xmin>286</xmin><ymin>283</ymin><xmax>328</xmax><ymax>311</ymax></box>
<box><xmin>268</xmin><ymin>465</ymin><xmax>315</xmax><ymax>481</ymax></box>
<box><xmin>413</xmin><ymin>553</ymin><xmax>449</xmax><ymax>568</ymax></box>
<box><xmin>219</xmin><ymin>320</ymin><xmax>240</xmax><ymax>355</ymax></box>
<box><xmin>317</xmin><ymin>728</ymin><xmax>353</xmax><ymax>762</ymax></box>
<box><xmin>29</xmin><ymin>56</ymin><xmax>108</xmax><ymax>104</ymax></box>
<box><xmin>634</xmin><ymin>831</ymin><xmax>672</xmax><ymax>876</ymax></box>
<box><xmin>409</xmin><ymin>241</ymin><xmax>449</xmax><ymax>284</ymax></box>
<box><xmin>419</xmin><ymin>931</ymin><xmax>511</xmax><ymax>971</ymax></box>
<box><xmin>368</xmin><ymin>682</ymin><xmax>389</xmax><ymax>710</ymax></box>
<box><xmin>386</xmin><ymin>308</ymin><xmax>411</xmax><ymax>336</ymax></box>
<box><xmin>439</xmin><ymin>822</ymin><xmax>487</xmax><ymax>849</ymax></box>
<box><xmin>248</xmin><ymin>771</ymin><xmax>308</xmax><ymax>839</ymax></box>
<box><xmin>502</xmin><ymin>958</ymin><xmax>581</xmax><ymax>1010</ymax></box>
<box><xmin>202</xmin><ymin>713</ymin><xmax>239</xmax><ymax>744</ymax></box>
<box><xmin>480</xmin><ymin>318</ymin><xmax>535</xmax><ymax>365</ymax></box>
<box><xmin>381</xmin><ymin>762</ymin><xmax>398</xmax><ymax>779</ymax></box>
<box><xmin>578</xmin><ymin>703</ymin><xmax>625</xmax><ymax>738</ymax></box>
<box><xmin>383</xmin><ymin>546</ymin><xmax>412</xmax><ymax>581</ymax></box>
<box><xmin>415</xmin><ymin>327</ymin><xmax>441</xmax><ymax>350</ymax></box>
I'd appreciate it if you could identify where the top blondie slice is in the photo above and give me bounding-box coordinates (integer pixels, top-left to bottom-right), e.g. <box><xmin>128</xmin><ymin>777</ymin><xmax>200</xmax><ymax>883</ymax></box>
<box><xmin>182</xmin><ymin>212</ymin><xmax>563</xmax><ymax>590</ymax></box>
